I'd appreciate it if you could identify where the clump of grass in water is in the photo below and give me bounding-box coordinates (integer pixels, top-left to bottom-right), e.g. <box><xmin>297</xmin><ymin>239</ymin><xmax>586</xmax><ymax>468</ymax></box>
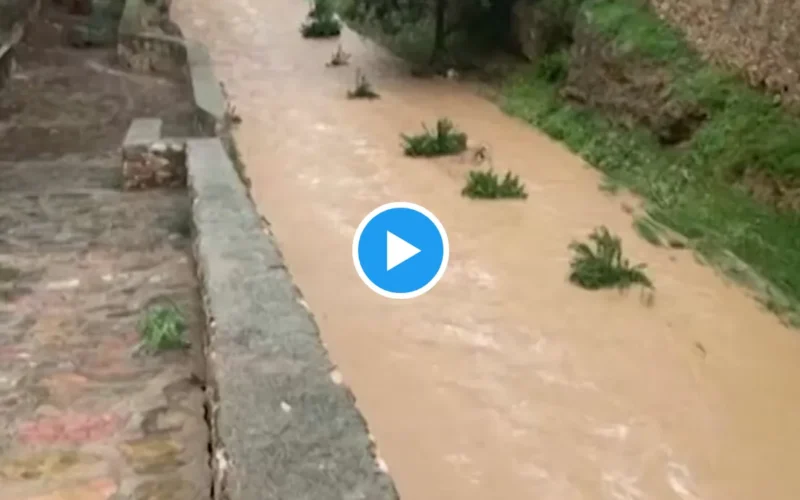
<box><xmin>402</xmin><ymin>118</ymin><xmax>467</xmax><ymax>157</ymax></box>
<box><xmin>301</xmin><ymin>17</ymin><xmax>342</xmax><ymax>38</ymax></box>
<box><xmin>136</xmin><ymin>303</ymin><xmax>188</xmax><ymax>353</ymax></box>
<box><xmin>327</xmin><ymin>44</ymin><xmax>351</xmax><ymax>67</ymax></box>
<box><xmin>568</xmin><ymin>226</ymin><xmax>653</xmax><ymax>291</ymax></box>
<box><xmin>301</xmin><ymin>0</ymin><xmax>341</xmax><ymax>38</ymax></box>
<box><xmin>347</xmin><ymin>68</ymin><xmax>380</xmax><ymax>99</ymax></box>
<box><xmin>462</xmin><ymin>169</ymin><xmax>528</xmax><ymax>199</ymax></box>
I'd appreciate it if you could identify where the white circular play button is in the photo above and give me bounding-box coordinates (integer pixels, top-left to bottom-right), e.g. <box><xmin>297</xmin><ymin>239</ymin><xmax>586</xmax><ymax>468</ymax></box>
<box><xmin>352</xmin><ymin>202</ymin><xmax>450</xmax><ymax>299</ymax></box>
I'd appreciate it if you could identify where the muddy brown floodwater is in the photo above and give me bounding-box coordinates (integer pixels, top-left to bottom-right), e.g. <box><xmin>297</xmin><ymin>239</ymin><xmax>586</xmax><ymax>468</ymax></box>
<box><xmin>174</xmin><ymin>1</ymin><xmax>800</xmax><ymax>499</ymax></box>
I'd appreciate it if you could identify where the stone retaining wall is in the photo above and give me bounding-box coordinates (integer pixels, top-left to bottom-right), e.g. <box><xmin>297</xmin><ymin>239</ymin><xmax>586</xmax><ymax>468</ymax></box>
<box><xmin>188</xmin><ymin>138</ymin><xmax>399</xmax><ymax>500</ymax></box>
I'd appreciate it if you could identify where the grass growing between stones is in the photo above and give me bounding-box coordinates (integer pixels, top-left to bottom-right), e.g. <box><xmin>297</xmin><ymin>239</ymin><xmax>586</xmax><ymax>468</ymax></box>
<box><xmin>402</xmin><ymin>118</ymin><xmax>467</xmax><ymax>157</ymax></box>
<box><xmin>462</xmin><ymin>169</ymin><xmax>528</xmax><ymax>199</ymax></box>
<box><xmin>137</xmin><ymin>303</ymin><xmax>188</xmax><ymax>353</ymax></box>
<box><xmin>500</xmin><ymin>0</ymin><xmax>800</xmax><ymax>323</ymax></box>
<box><xmin>569</xmin><ymin>227</ymin><xmax>653</xmax><ymax>291</ymax></box>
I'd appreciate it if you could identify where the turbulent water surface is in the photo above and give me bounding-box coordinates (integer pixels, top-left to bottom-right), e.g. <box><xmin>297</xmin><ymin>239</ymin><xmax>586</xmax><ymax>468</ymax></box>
<box><xmin>173</xmin><ymin>1</ymin><xmax>800</xmax><ymax>498</ymax></box>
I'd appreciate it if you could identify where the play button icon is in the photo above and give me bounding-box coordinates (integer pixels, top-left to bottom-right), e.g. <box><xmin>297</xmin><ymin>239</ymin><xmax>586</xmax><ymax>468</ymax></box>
<box><xmin>386</xmin><ymin>231</ymin><xmax>420</xmax><ymax>271</ymax></box>
<box><xmin>353</xmin><ymin>202</ymin><xmax>449</xmax><ymax>299</ymax></box>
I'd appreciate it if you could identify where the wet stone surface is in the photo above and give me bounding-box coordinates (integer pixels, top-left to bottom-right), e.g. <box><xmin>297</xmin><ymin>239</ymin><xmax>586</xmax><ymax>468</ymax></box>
<box><xmin>0</xmin><ymin>4</ymin><xmax>209</xmax><ymax>500</ymax></box>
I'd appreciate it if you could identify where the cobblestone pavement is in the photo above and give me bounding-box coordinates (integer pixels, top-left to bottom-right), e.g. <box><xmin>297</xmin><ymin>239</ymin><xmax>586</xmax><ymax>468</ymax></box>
<box><xmin>0</xmin><ymin>4</ymin><xmax>210</xmax><ymax>499</ymax></box>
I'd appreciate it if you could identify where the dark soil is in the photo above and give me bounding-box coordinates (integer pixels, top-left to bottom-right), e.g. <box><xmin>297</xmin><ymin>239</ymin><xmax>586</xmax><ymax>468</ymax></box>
<box><xmin>562</xmin><ymin>17</ymin><xmax>707</xmax><ymax>146</ymax></box>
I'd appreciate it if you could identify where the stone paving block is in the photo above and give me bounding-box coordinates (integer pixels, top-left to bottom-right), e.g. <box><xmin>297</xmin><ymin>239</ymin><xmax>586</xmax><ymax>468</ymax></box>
<box><xmin>123</xmin><ymin>118</ymin><xmax>163</xmax><ymax>148</ymax></box>
<box><xmin>0</xmin><ymin>13</ymin><xmax>210</xmax><ymax>500</ymax></box>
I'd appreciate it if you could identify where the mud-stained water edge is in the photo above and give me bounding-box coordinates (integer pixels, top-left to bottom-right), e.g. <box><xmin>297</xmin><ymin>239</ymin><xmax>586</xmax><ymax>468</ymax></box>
<box><xmin>174</xmin><ymin>1</ymin><xmax>800</xmax><ymax>499</ymax></box>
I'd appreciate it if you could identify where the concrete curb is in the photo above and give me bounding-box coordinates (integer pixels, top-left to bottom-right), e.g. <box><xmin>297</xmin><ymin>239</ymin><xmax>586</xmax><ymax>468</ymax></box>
<box><xmin>184</xmin><ymin>39</ymin><xmax>227</xmax><ymax>135</ymax></box>
<box><xmin>188</xmin><ymin>138</ymin><xmax>400</xmax><ymax>500</ymax></box>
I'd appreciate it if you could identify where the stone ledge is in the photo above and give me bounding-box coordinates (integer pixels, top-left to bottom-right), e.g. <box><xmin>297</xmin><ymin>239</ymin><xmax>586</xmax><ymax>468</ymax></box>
<box><xmin>187</xmin><ymin>138</ymin><xmax>399</xmax><ymax>500</ymax></box>
<box><xmin>122</xmin><ymin>118</ymin><xmax>187</xmax><ymax>190</ymax></box>
<box><xmin>185</xmin><ymin>40</ymin><xmax>226</xmax><ymax>135</ymax></box>
<box><xmin>123</xmin><ymin>117</ymin><xmax>162</xmax><ymax>145</ymax></box>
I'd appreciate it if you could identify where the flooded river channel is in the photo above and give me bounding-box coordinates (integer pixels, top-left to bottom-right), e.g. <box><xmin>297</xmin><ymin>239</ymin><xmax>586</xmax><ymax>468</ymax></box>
<box><xmin>173</xmin><ymin>1</ymin><xmax>800</xmax><ymax>498</ymax></box>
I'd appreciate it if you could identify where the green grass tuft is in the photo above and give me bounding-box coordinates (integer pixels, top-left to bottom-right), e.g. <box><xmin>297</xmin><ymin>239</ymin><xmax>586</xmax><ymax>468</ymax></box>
<box><xmin>402</xmin><ymin>118</ymin><xmax>468</xmax><ymax>157</ymax></box>
<box><xmin>569</xmin><ymin>226</ymin><xmax>653</xmax><ymax>290</ymax></box>
<box><xmin>301</xmin><ymin>17</ymin><xmax>342</xmax><ymax>38</ymax></box>
<box><xmin>138</xmin><ymin>303</ymin><xmax>188</xmax><ymax>352</ymax></box>
<box><xmin>462</xmin><ymin>169</ymin><xmax>528</xmax><ymax>199</ymax></box>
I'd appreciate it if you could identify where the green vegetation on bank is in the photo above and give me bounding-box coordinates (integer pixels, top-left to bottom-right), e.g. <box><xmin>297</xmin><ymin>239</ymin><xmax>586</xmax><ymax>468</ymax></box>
<box><xmin>337</xmin><ymin>0</ymin><xmax>800</xmax><ymax>322</ymax></box>
<box><xmin>501</xmin><ymin>0</ymin><xmax>800</xmax><ymax>322</ymax></box>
